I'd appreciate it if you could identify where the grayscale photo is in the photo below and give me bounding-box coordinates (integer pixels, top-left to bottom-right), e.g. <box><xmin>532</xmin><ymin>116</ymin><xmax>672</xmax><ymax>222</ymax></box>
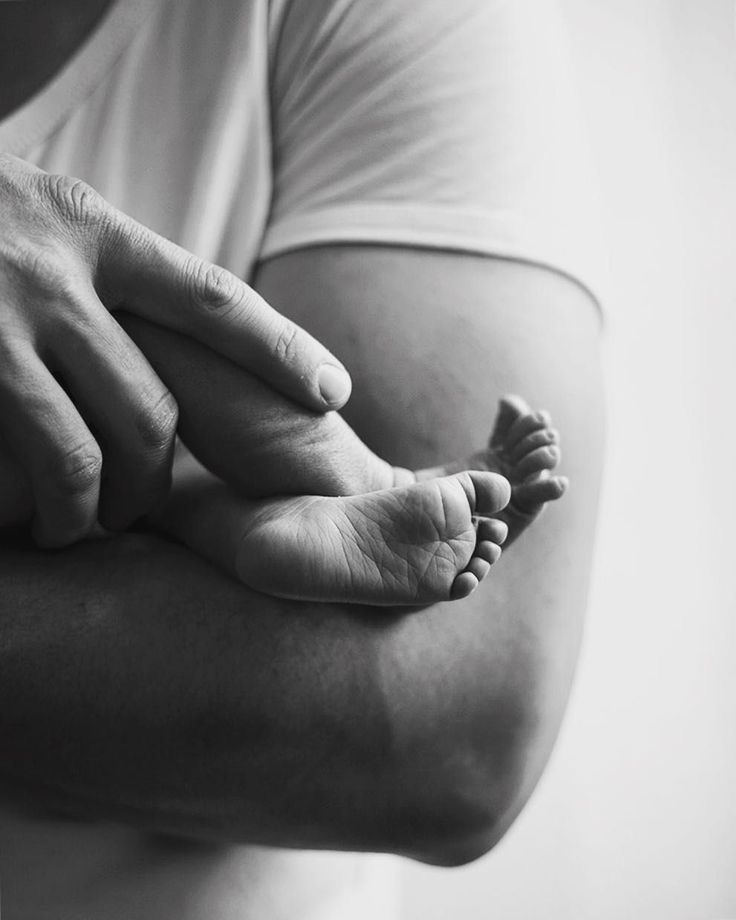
<box><xmin>0</xmin><ymin>0</ymin><xmax>733</xmax><ymax>918</ymax></box>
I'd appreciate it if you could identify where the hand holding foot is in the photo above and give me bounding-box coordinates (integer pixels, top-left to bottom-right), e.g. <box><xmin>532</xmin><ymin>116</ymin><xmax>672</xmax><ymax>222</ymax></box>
<box><xmin>153</xmin><ymin>394</ymin><xmax>564</xmax><ymax>608</ymax></box>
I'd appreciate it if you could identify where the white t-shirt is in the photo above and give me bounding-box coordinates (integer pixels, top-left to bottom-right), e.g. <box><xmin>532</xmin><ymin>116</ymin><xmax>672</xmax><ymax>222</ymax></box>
<box><xmin>0</xmin><ymin>0</ymin><xmax>600</xmax><ymax>916</ymax></box>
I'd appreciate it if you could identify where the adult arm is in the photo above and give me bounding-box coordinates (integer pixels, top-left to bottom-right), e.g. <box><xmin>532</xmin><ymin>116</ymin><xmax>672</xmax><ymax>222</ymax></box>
<box><xmin>0</xmin><ymin>246</ymin><xmax>603</xmax><ymax>865</ymax></box>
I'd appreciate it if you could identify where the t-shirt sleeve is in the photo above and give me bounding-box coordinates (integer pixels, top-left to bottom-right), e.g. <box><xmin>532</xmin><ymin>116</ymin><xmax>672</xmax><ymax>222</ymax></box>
<box><xmin>262</xmin><ymin>0</ymin><xmax>603</xmax><ymax>303</ymax></box>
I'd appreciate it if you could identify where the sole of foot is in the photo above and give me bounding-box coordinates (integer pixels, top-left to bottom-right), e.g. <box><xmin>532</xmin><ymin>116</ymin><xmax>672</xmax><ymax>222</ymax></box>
<box><xmin>237</xmin><ymin>469</ymin><xmax>511</xmax><ymax>606</ymax></box>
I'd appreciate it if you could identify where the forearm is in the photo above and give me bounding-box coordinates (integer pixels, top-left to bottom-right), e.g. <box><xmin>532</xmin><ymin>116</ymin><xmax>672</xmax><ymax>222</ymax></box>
<box><xmin>0</xmin><ymin>516</ymin><xmax>575</xmax><ymax>865</ymax></box>
<box><xmin>1</xmin><ymin>534</ymin><xmax>384</xmax><ymax>845</ymax></box>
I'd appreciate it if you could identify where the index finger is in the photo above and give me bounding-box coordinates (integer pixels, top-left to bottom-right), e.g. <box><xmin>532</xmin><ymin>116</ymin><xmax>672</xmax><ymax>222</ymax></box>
<box><xmin>97</xmin><ymin>212</ymin><xmax>352</xmax><ymax>413</ymax></box>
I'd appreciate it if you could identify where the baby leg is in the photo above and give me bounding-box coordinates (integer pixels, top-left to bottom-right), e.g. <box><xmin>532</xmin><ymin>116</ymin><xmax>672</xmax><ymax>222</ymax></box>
<box><xmin>121</xmin><ymin>315</ymin><xmax>397</xmax><ymax>498</ymax></box>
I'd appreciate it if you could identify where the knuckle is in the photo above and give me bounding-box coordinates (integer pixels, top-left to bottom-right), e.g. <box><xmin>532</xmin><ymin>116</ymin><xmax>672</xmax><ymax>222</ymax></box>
<box><xmin>54</xmin><ymin>302</ymin><xmax>98</xmax><ymax>344</ymax></box>
<box><xmin>41</xmin><ymin>257</ymin><xmax>87</xmax><ymax>306</ymax></box>
<box><xmin>43</xmin><ymin>173</ymin><xmax>105</xmax><ymax>226</ymax></box>
<box><xmin>136</xmin><ymin>389</ymin><xmax>179</xmax><ymax>451</ymax></box>
<box><xmin>49</xmin><ymin>441</ymin><xmax>103</xmax><ymax>497</ymax></box>
<box><xmin>3</xmin><ymin>238</ymin><xmax>78</xmax><ymax>299</ymax></box>
<box><xmin>186</xmin><ymin>259</ymin><xmax>244</xmax><ymax>317</ymax></box>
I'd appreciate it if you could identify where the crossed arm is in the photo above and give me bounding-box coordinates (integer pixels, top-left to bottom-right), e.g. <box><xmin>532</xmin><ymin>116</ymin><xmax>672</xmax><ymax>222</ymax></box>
<box><xmin>0</xmin><ymin>245</ymin><xmax>603</xmax><ymax>865</ymax></box>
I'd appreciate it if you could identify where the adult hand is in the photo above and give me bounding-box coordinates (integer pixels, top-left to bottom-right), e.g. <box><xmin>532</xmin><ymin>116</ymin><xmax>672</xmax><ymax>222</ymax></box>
<box><xmin>0</xmin><ymin>154</ymin><xmax>352</xmax><ymax>546</ymax></box>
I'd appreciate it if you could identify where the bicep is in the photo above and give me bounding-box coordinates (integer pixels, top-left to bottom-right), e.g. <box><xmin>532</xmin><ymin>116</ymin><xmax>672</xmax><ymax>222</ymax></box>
<box><xmin>254</xmin><ymin>245</ymin><xmax>603</xmax><ymax>508</ymax></box>
<box><xmin>254</xmin><ymin>245</ymin><xmax>604</xmax><ymax>837</ymax></box>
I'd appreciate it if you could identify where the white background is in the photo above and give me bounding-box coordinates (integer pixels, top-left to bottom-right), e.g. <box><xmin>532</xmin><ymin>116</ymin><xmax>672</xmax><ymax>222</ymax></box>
<box><xmin>401</xmin><ymin>1</ymin><xmax>736</xmax><ymax>917</ymax></box>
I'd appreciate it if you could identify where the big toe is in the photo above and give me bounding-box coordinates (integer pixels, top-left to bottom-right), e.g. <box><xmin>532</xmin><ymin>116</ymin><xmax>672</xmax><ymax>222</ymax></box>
<box><xmin>460</xmin><ymin>470</ymin><xmax>511</xmax><ymax>515</ymax></box>
<box><xmin>489</xmin><ymin>394</ymin><xmax>529</xmax><ymax>449</ymax></box>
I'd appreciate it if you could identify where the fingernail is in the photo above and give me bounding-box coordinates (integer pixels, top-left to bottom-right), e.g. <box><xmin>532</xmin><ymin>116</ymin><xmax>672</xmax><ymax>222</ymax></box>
<box><xmin>318</xmin><ymin>363</ymin><xmax>352</xmax><ymax>408</ymax></box>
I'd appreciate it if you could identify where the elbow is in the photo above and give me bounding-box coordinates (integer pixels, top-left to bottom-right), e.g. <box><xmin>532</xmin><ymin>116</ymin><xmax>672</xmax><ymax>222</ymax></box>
<box><xmin>408</xmin><ymin>824</ymin><xmax>508</xmax><ymax>869</ymax></box>
<box><xmin>395</xmin><ymin>773</ymin><xmax>527</xmax><ymax>868</ymax></box>
<box><xmin>423</xmin><ymin>793</ymin><xmax>521</xmax><ymax>867</ymax></box>
<box><xmin>386</xmin><ymin>709</ymin><xmax>539</xmax><ymax>867</ymax></box>
<box><xmin>342</xmin><ymin>606</ymin><xmax>572</xmax><ymax>866</ymax></box>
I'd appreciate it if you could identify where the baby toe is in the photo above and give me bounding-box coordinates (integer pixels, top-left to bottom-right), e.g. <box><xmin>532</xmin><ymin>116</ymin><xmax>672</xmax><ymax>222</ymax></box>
<box><xmin>475</xmin><ymin>540</ymin><xmax>503</xmax><ymax>566</ymax></box>
<box><xmin>489</xmin><ymin>394</ymin><xmax>530</xmax><ymax>449</ymax></box>
<box><xmin>476</xmin><ymin>516</ymin><xmax>508</xmax><ymax>546</ymax></box>
<box><xmin>467</xmin><ymin>555</ymin><xmax>494</xmax><ymax>581</ymax></box>
<box><xmin>450</xmin><ymin>570</ymin><xmax>480</xmax><ymax>600</ymax></box>
<box><xmin>464</xmin><ymin>471</ymin><xmax>512</xmax><ymax>516</ymax></box>
<box><xmin>508</xmin><ymin>427</ymin><xmax>559</xmax><ymax>464</ymax></box>
<box><xmin>515</xmin><ymin>444</ymin><xmax>560</xmax><ymax>481</ymax></box>
<box><xmin>513</xmin><ymin>475</ymin><xmax>568</xmax><ymax>511</ymax></box>
<box><xmin>505</xmin><ymin>410</ymin><xmax>552</xmax><ymax>452</ymax></box>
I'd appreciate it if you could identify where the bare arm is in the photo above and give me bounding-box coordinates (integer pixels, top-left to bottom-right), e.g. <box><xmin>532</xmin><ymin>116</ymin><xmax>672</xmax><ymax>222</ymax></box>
<box><xmin>0</xmin><ymin>248</ymin><xmax>603</xmax><ymax>865</ymax></box>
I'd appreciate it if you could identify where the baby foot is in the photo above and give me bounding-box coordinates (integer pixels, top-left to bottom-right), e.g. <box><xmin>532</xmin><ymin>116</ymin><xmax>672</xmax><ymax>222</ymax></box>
<box><xmin>153</xmin><ymin>395</ymin><xmax>563</xmax><ymax>608</ymax></box>
<box><xmin>485</xmin><ymin>395</ymin><xmax>567</xmax><ymax>540</ymax></box>
<box><xmin>237</xmin><ymin>470</ymin><xmax>511</xmax><ymax>605</ymax></box>
<box><xmin>417</xmin><ymin>395</ymin><xmax>567</xmax><ymax>545</ymax></box>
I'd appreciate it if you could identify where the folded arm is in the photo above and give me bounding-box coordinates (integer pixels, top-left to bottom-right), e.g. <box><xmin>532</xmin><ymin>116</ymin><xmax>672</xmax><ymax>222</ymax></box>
<box><xmin>0</xmin><ymin>247</ymin><xmax>603</xmax><ymax>865</ymax></box>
